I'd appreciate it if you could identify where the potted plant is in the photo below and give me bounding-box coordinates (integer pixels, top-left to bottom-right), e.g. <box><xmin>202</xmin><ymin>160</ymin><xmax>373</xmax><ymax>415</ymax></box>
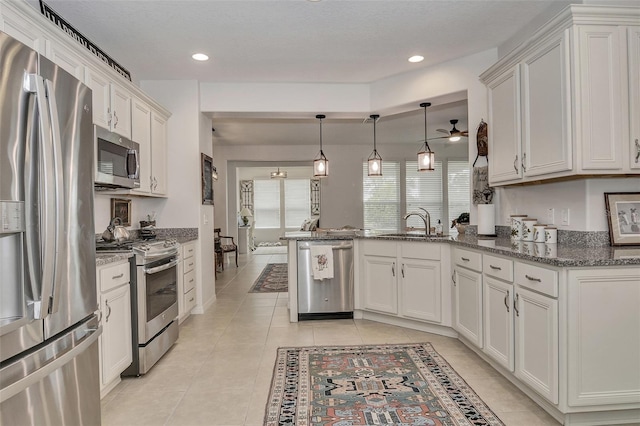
<box><xmin>451</xmin><ymin>212</ymin><xmax>470</xmax><ymax>235</ymax></box>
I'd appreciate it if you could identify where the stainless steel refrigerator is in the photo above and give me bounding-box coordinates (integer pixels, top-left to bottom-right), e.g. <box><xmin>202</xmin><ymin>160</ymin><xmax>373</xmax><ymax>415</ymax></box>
<box><xmin>0</xmin><ymin>31</ymin><xmax>101</xmax><ymax>425</ymax></box>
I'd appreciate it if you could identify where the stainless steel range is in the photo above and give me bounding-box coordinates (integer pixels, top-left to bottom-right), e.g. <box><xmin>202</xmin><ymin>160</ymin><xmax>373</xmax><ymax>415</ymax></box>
<box><xmin>97</xmin><ymin>238</ymin><xmax>180</xmax><ymax>376</ymax></box>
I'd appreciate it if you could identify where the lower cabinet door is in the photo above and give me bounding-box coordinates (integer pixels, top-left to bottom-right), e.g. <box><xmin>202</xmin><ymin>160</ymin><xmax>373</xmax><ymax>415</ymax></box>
<box><xmin>100</xmin><ymin>284</ymin><xmax>132</xmax><ymax>388</ymax></box>
<box><xmin>363</xmin><ymin>255</ymin><xmax>397</xmax><ymax>315</ymax></box>
<box><xmin>514</xmin><ymin>286</ymin><xmax>558</xmax><ymax>404</ymax></box>
<box><xmin>483</xmin><ymin>277</ymin><xmax>514</xmax><ymax>371</ymax></box>
<box><xmin>400</xmin><ymin>259</ymin><xmax>441</xmax><ymax>323</ymax></box>
<box><xmin>453</xmin><ymin>267</ymin><xmax>483</xmax><ymax>348</ymax></box>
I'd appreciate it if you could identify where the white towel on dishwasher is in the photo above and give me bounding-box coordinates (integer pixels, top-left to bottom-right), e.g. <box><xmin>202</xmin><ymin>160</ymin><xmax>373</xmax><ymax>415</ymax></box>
<box><xmin>310</xmin><ymin>245</ymin><xmax>334</xmax><ymax>280</ymax></box>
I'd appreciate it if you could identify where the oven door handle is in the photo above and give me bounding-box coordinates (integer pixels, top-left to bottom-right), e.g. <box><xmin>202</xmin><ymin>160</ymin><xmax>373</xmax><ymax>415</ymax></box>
<box><xmin>142</xmin><ymin>248</ymin><xmax>179</xmax><ymax>262</ymax></box>
<box><xmin>144</xmin><ymin>259</ymin><xmax>179</xmax><ymax>275</ymax></box>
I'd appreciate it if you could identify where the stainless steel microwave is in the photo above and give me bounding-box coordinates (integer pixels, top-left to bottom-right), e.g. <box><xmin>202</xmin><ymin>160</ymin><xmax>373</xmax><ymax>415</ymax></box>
<box><xmin>94</xmin><ymin>126</ymin><xmax>140</xmax><ymax>189</ymax></box>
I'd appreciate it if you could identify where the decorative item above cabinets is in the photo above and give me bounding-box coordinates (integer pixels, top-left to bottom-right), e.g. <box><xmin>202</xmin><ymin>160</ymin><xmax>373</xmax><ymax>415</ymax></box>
<box><xmin>480</xmin><ymin>5</ymin><xmax>640</xmax><ymax>186</ymax></box>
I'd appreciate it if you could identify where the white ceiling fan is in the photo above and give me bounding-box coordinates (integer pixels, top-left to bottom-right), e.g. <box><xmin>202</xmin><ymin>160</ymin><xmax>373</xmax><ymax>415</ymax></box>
<box><xmin>432</xmin><ymin>119</ymin><xmax>468</xmax><ymax>141</ymax></box>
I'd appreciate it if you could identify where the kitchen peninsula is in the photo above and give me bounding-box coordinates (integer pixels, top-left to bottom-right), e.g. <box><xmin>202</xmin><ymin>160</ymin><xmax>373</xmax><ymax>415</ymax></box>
<box><xmin>282</xmin><ymin>230</ymin><xmax>640</xmax><ymax>426</ymax></box>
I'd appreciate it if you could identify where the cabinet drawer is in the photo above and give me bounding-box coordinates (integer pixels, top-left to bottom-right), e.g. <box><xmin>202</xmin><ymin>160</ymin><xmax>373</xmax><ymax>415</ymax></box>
<box><xmin>515</xmin><ymin>262</ymin><xmax>558</xmax><ymax>297</ymax></box>
<box><xmin>183</xmin><ymin>256</ymin><xmax>196</xmax><ymax>274</ymax></box>
<box><xmin>182</xmin><ymin>242</ymin><xmax>196</xmax><ymax>259</ymax></box>
<box><xmin>400</xmin><ymin>242</ymin><xmax>440</xmax><ymax>260</ymax></box>
<box><xmin>184</xmin><ymin>269</ymin><xmax>196</xmax><ymax>293</ymax></box>
<box><xmin>99</xmin><ymin>261</ymin><xmax>130</xmax><ymax>292</ymax></box>
<box><xmin>483</xmin><ymin>254</ymin><xmax>513</xmax><ymax>282</ymax></box>
<box><xmin>453</xmin><ymin>248</ymin><xmax>482</xmax><ymax>272</ymax></box>
<box><xmin>184</xmin><ymin>288</ymin><xmax>196</xmax><ymax>312</ymax></box>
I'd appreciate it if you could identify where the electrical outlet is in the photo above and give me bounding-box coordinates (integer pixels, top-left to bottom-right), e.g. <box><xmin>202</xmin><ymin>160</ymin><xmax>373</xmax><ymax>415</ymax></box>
<box><xmin>547</xmin><ymin>208</ymin><xmax>555</xmax><ymax>225</ymax></box>
<box><xmin>561</xmin><ymin>208</ymin><xmax>570</xmax><ymax>226</ymax></box>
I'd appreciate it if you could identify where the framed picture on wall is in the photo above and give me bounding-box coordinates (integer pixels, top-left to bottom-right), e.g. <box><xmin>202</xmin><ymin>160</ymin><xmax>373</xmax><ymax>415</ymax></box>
<box><xmin>605</xmin><ymin>192</ymin><xmax>640</xmax><ymax>246</ymax></box>
<box><xmin>201</xmin><ymin>153</ymin><xmax>214</xmax><ymax>205</ymax></box>
<box><xmin>110</xmin><ymin>198</ymin><xmax>131</xmax><ymax>226</ymax></box>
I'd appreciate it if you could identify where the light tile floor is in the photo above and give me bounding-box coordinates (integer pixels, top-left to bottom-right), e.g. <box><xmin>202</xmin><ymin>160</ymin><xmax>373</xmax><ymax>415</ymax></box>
<box><xmin>101</xmin><ymin>251</ymin><xmax>561</xmax><ymax>425</ymax></box>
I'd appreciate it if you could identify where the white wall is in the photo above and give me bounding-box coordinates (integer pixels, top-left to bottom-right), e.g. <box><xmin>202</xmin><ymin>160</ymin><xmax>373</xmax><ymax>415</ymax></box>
<box><xmin>495</xmin><ymin>177</ymin><xmax>639</xmax><ymax>231</ymax></box>
<box><xmin>139</xmin><ymin>79</ymin><xmax>216</xmax><ymax>313</ymax></box>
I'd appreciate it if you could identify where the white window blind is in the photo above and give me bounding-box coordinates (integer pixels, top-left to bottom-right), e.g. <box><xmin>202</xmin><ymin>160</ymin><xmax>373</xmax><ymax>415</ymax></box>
<box><xmin>448</xmin><ymin>160</ymin><xmax>470</xmax><ymax>231</ymax></box>
<box><xmin>253</xmin><ymin>179</ymin><xmax>280</xmax><ymax>229</ymax></box>
<box><xmin>405</xmin><ymin>160</ymin><xmax>443</xmax><ymax>229</ymax></box>
<box><xmin>284</xmin><ymin>179</ymin><xmax>310</xmax><ymax>228</ymax></box>
<box><xmin>362</xmin><ymin>162</ymin><xmax>400</xmax><ymax>232</ymax></box>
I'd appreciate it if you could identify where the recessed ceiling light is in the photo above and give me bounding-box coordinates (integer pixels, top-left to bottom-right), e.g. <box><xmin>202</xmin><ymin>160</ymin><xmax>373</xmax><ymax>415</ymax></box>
<box><xmin>408</xmin><ymin>55</ymin><xmax>424</xmax><ymax>63</ymax></box>
<box><xmin>192</xmin><ymin>53</ymin><xmax>209</xmax><ymax>61</ymax></box>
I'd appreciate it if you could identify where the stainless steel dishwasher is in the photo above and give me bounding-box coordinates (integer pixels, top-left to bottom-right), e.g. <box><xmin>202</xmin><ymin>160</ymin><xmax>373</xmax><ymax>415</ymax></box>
<box><xmin>297</xmin><ymin>240</ymin><xmax>354</xmax><ymax>320</ymax></box>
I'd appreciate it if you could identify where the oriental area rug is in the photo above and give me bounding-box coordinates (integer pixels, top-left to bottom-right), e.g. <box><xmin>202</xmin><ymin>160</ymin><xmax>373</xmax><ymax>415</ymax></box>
<box><xmin>249</xmin><ymin>263</ymin><xmax>288</xmax><ymax>293</ymax></box>
<box><xmin>265</xmin><ymin>343</ymin><xmax>504</xmax><ymax>426</ymax></box>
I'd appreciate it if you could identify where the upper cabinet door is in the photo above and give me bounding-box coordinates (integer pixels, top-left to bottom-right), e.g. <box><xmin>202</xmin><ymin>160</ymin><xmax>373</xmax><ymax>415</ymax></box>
<box><xmin>575</xmin><ymin>25</ymin><xmax>624</xmax><ymax>171</ymax></box>
<box><xmin>521</xmin><ymin>32</ymin><xmax>572</xmax><ymax>177</ymax></box>
<box><xmin>85</xmin><ymin>67</ymin><xmax>112</xmax><ymax>131</ymax></box>
<box><xmin>487</xmin><ymin>65</ymin><xmax>522</xmax><ymax>184</ymax></box>
<box><xmin>45</xmin><ymin>39</ymin><xmax>85</xmax><ymax>81</ymax></box>
<box><xmin>131</xmin><ymin>97</ymin><xmax>152</xmax><ymax>194</ymax></box>
<box><xmin>110</xmin><ymin>84</ymin><xmax>132</xmax><ymax>138</ymax></box>
<box><xmin>629</xmin><ymin>26</ymin><xmax>640</xmax><ymax>170</ymax></box>
<box><xmin>150</xmin><ymin>111</ymin><xmax>168</xmax><ymax>196</ymax></box>
<box><xmin>0</xmin><ymin>5</ymin><xmax>45</xmax><ymax>53</ymax></box>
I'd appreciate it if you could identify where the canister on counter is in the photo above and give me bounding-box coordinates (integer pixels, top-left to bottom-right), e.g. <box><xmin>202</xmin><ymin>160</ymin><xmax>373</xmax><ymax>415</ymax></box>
<box><xmin>510</xmin><ymin>215</ymin><xmax>528</xmax><ymax>240</ymax></box>
<box><xmin>545</xmin><ymin>226</ymin><xmax>558</xmax><ymax>244</ymax></box>
<box><xmin>533</xmin><ymin>224</ymin><xmax>547</xmax><ymax>243</ymax></box>
<box><xmin>521</xmin><ymin>218</ymin><xmax>538</xmax><ymax>242</ymax></box>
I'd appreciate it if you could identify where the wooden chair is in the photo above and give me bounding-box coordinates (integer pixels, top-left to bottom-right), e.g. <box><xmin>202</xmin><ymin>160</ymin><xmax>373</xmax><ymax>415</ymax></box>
<box><xmin>214</xmin><ymin>228</ymin><xmax>238</xmax><ymax>270</ymax></box>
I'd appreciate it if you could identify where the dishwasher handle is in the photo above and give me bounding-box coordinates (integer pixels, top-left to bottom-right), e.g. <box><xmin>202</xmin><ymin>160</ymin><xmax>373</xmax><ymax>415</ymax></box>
<box><xmin>299</xmin><ymin>244</ymin><xmax>353</xmax><ymax>251</ymax></box>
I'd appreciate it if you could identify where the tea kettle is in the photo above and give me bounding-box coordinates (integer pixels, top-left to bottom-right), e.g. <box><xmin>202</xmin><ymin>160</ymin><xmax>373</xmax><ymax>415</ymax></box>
<box><xmin>102</xmin><ymin>217</ymin><xmax>131</xmax><ymax>242</ymax></box>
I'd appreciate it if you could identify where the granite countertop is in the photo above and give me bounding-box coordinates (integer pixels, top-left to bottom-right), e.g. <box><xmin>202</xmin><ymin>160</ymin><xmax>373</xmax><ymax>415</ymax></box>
<box><xmin>281</xmin><ymin>231</ymin><xmax>640</xmax><ymax>267</ymax></box>
<box><xmin>96</xmin><ymin>252</ymin><xmax>133</xmax><ymax>267</ymax></box>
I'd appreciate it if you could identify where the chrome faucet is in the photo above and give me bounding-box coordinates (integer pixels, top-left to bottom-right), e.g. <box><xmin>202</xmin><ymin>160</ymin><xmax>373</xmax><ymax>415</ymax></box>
<box><xmin>403</xmin><ymin>208</ymin><xmax>431</xmax><ymax>236</ymax></box>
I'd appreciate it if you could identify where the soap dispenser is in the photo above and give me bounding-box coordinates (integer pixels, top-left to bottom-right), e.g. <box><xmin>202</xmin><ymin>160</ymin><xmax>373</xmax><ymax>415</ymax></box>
<box><xmin>435</xmin><ymin>219</ymin><xmax>443</xmax><ymax>236</ymax></box>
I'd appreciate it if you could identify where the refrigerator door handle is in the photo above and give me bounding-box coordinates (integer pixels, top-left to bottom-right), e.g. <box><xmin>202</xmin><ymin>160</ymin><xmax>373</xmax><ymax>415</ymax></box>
<box><xmin>25</xmin><ymin>75</ymin><xmax>56</xmax><ymax>320</ymax></box>
<box><xmin>44</xmin><ymin>79</ymin><xmax>65</xmax><ymax>315</ymax></box>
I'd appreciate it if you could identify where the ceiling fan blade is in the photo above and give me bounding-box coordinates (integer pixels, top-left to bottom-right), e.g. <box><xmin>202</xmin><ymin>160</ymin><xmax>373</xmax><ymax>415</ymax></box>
<box><xmin>436</xmin><ymin>129</ymin><xmax>450</xmax><ymax>135</ymax></box>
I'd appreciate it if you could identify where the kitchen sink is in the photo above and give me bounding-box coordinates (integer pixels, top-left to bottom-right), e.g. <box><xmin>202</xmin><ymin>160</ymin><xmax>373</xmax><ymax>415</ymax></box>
<box><xmin>377</xmin><ymin>232</ymin><xmax>447</xmax><ymax>239</ymax></box>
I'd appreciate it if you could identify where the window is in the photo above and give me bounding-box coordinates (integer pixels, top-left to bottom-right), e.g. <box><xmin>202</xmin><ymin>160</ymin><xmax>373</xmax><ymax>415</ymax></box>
<box><xmin>405</xmin><ymin>160</ymin><xmax>443</xmax><ymax>228</ymax></box>
<box><xmin>284</xmin><ymin>179</ymin><xmax>310</xmax><ymax>228</ymax></box>
<box><xmin>253</xmin><ymin>180</ymin><xmax>280</xmax><ymax>229</ymax></box>
<box><xmin>362</xmin><ymin>162</ymin><xmax>400</xmax><ymax>232</ymax></box>
<box><xmin>363</xmin><ymin>159</ymin><xmax>470</xmax><ymax>233</ymax></box>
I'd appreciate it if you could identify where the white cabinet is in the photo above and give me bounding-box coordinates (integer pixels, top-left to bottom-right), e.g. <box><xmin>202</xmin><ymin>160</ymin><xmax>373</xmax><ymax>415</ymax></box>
<box><xmin>481</xmin><ymin>8</ymin><xmax>640</xmax><ymax>186</ymax></box>
<box><xmin>0</xmin><ymin>4</ymin><xmax>46</xmax><ymax>53</ymax></box>
<box><xmin>362</xmin><ymin>254</ymin><xmax>397</xmax><ymax>315</ymax></box>
<box><xmin>85</xmin><ymin>66</ymin><xmax>132</xmax><ymax>138</ymax></box>
<box><xmin>482</xmin><ymin>254</ymin><xmax>515</xmax><ymax>372</ymax></box>
<box><xmin>178</xmin><ymin>240</ymin><xmax>197</xmax><ymax>322</ymax></box>
<box><xmin>627</xmin><ymin>26</ymin><xmax>640</xmax><ymax>170</ymax></box>
<box><xmin>361</xmin><ymin>240</ymin><xmax>442</xmax><ymax>324</ymax></box>
<box><xmin>513</xmin><ymin>261</ymin><xmax>559</xmax><ymax>404</ymax></box>
<box><xmin>452</xmin><ymin>248</ymin><xmax>483</xmax><ymax>348</ymax></box>
<box><xmin>566</xmin><ymin>267</ymin><xmax>640</xmax><ymax>407</ymax></box>
<box><xmin>44</xmin><ymin>39</ymin><xmax>85</xmax><ymax>81</ymax></box>
<box><xmin>97</xmin><ymin>260</ymin><xmax>132</xmax><ymax>397</ymax></box>
<box><xmin>149</xmin><ymin>110</ymin><xmax>168</xmax><ymax>196</ymax></box>
<box><xmin>131</xmin><ymin>97</ymin><xmax>152</xmax><ymax>194</ymax></box>
<box><xmin>400</xmin><ymin>257</ymin><xmax>441</xmax><ymax>322</ymax></box>
<box><xmin>514</xmin><ymin>285</ymin><xmax>558</xmax><ymax>404</ymax></box>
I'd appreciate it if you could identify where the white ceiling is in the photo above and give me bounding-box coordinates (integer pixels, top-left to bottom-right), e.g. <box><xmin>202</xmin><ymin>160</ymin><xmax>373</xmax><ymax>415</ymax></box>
<box><xmin>30</xmin><ymin>0</ymin><xmax>563</xmax><ymax>146</ymax></box>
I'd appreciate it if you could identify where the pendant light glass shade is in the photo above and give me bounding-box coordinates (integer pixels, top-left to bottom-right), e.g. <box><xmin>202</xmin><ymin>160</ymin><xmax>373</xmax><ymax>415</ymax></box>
<box><xmin>270</xmin><ymin>167</ymin><xmax>287</xmax><ymax>179</ymax></box>
<box><xmin>313</xmin><ymin>114</ymin><xmax>329</xmax><ymax>177</ymax></box>
<box><xmin>417</xmin><ymin>102</ymin><xmax>435</xmax><ymax>172</ymax></box>
<box><xmin>367</xmin><ymin>114</ymin><xmax>382</xmax><ymax>176</ymax></box>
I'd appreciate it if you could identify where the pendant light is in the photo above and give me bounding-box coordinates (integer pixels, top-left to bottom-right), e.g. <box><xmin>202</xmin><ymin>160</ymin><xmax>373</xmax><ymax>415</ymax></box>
<box><xmin>367</xmin><ymin>114</ymin><xmax>382</xmax><ymax>176</ymax></box>
<box><xmin>417</xmin><ymin>102</ymin><xmax>435</xmax><ymax>171</ymax></box>
<box><xmin>313</xmin><ymin>114</ymin><xmax>328</xmax><ymax>177</ymax></box>
<box><xmin>270</xmin><ymin>167</ymin><xmax>287</xmax><ymax>179</ymax></box>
